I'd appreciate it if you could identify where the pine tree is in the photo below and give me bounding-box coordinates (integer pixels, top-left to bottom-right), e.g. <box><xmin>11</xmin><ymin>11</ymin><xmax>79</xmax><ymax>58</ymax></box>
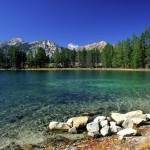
<box><xmin>0</xmin><ymin>48</ymin><xmax>4</xmax><ymax>68</ymax></box>
<box><xmin>101</xmin><ymin>44</ymin><xmax>114</xmax><ymax>68</ymax></box>
<box><xmin>27</xmin><ymin>51</ymin><xmax>35</xmax><ymax>68</ymax></box>
<box><xmin>80</xmin><ymin>49</ymin><xmax>87</xmax><ymax>67</ymax></box>
<box><xmin>35</xmin><ymin>47</ymin><xmax>47</xmax><ymax>68</ymax></box>
<box><xmin>112</xmin><ymin>41</ymin><xmax>124</xmax><ymax>68</ymax></box>
<box><xmin>70</xmin><ymin>49</ymin><xmax>76</xmax><ymax>67</ymax></box>
<box><xmin>132</xmin><ymin>39</ymin><xmax>143</xmax><ymax>68</ymax></box>
<box><xmin>86</xmin><ymin>50</ymin><xmax>93</xmax><ymax>68</ymax></box>
<box><xmin>123</xmin><ymin>38</ymin><xmax>132</xmax><ymax>68</ymax></box>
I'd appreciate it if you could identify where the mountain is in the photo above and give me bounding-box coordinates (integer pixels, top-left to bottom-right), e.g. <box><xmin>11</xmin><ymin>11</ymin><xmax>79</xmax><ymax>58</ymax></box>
<box><xmin>0</xmin><ymin>38</ymin><xmax>107</xmax><ymax>57</ymax></box>
<box><xmin>76</xmin><ymin>41</ymin><xmax>107</xmax><ymax>51</ymax></box>
<box><xmin>0</xmin><ymin>38</ymin><xmax>24</xmax><ymax>47</ymax></box>
<box><xmin>0</xmin><ymin>38</ymin><xmax>63</xmax><ymax>57</ymax></box>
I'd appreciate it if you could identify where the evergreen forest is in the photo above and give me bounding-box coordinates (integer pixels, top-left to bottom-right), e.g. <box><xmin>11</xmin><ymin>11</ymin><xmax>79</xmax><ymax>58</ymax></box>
<box><xmin>0</xmin><ymin>27</ymin><xmax>150</xmax><ymax>69</ymax></box>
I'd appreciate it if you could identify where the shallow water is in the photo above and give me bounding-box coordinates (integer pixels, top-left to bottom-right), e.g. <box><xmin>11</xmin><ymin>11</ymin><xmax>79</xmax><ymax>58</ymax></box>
<box><xmin>0</xmin><ymin>70</ymin><xmax>150</xmax><ymax>146</ymax></box>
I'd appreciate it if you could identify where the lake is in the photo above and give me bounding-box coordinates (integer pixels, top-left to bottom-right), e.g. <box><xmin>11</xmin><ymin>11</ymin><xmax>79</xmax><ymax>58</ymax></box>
<box><xmin>0</xmin><ymin>70</ymin><xmax>150</xmax><ymax>146</ymax></box>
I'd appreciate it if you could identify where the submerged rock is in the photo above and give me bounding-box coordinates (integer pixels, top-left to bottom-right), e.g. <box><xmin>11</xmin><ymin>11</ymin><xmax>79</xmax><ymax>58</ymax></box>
<box><xmin>67</xmin><ymin>116</ymin><xmax>89</xmax><ymax>128</ymax></box>
<box><xmin>82</xmin><ymin>112</ymin><xmax>99</xmax><ymax>116</ymax></box>
<box><xmin>16</xmin><ymin>115</ymin><xmax>24</xmax><ymax>120</ymax></box>
<box><xmin>9</xmin><ymin>117</ymin><xmax>17</xmax><ymax>123</ymax></box>
<box><xmin>49</xmin><ymin>121</ymin><xmax>70</xmax><ymax>131</ymax></box>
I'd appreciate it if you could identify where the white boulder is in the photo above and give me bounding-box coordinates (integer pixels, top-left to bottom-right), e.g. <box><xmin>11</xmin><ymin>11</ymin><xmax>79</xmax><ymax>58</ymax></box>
<box><xmin>86</xmin><ymin>122</ymin><xmax>100</xmax><ymax>133</ymax></box>
<box><xmin>145</xmin><ymin>114</ymin><xmax>150</xmax><ymax>121</ymax></box>
<box><xmin>100</xmin><ymin>126</ymin><xmax>111</xmax><ymax>136</ymax></box>
<box><xmin>68</xmin><ymin>127</ymin><xmax>78</xmax><ymax>134</ymax></box>
<box><xmin>111</xmin><ymin>113</ymin><xmax>127</xmax><ymax>124</ymax></box>
<box><xmin>93</xmin><ymin>116</ymin><xmax>106</xmax><ymax>122</ymax></box>
<box><xmin>110</xmin><ymin>125</ymin><xmax>122</xmax><ymax>133</ymax></box>
<box><xmin>49</xmin><ymin>121</ymin><xmax>70</xmax><ymax>131</ymax></box>
<box><xmin>67</xmin><ymin>116</ymin><xmax>89</xmax><ymax>128</ymax></box>
<box><xmin>110</xmin><ymin>121</ymin><xmax>117</xmax><ymax>126</ymax></box>
<box><xmin>117</xmin><ymin>128</ymin><xmax>137</xmax><ymax>137</ymax></box>
<box><xmin>88</xmin><ymin>132</ymin><xmax>101</xmax><ymax>138</ymax></box>
<box><xmin>100</xmin><ymin>120</ymin><xmax>109</xmax><ymax>127</ymax></box>
<box><xmin>122</xmin><ymin>118</ymin><xmax>135</xmax><ymax>129</ymax></box>
<box><xmin>132</xmin><ymin>118</ymin><xmax>146</xmax><ymax>125</ymax></box>
<box><xmin>125</xmin><ymin>110</ymin><xmax>146</xmax><ymax>119</ymax></box>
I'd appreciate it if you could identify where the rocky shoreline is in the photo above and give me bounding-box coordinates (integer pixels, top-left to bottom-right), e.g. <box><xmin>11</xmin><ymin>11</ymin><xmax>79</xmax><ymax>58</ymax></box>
<box><xmin>1</xmin><ymin>110</ymin><xmax>150</xmax><ymax>150</ymax></box>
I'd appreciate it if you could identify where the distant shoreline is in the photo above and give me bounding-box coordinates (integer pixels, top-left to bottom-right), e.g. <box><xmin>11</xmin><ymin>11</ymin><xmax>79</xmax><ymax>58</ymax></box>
<box><xmin>1</xmin><ymin>68</ymin><xmax>150</xmax><ymax>71</ymax></box>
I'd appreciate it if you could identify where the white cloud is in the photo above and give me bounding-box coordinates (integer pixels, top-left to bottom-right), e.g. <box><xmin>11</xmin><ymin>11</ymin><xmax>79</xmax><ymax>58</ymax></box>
<box><xmin>67</xmin><ymin>43</ymin><xmax>79</xmax><ymax>50</ymax></box>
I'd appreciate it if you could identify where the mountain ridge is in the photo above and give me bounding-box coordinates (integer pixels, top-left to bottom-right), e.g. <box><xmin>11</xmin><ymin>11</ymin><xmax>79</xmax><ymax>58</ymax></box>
<box><xmin>0</xmin><ymin>38</ymin><xmax>107</xmax><ymax>56</ymax></box>
<box><xmin>0</xmin><ymin>38</ymin><xmax>63</xmax><ymax>57</ymax></box>
<box><xmin>76</xmin><ymin>41</ymin><xmax>107</xmax><ymax>51</ymax></box>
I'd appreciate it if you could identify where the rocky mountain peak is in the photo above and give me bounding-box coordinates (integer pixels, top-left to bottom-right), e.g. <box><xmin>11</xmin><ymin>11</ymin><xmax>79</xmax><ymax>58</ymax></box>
<box><xmin>76</xmin><ymin>41</ymin><xmax>107</xmax><ymax>51</ymax></box>
<box><xmin>9</xmin><ymin>38</ymin><xmax>24</xmax><ymax>44</ymax></box>
<box><xmin>0</xmin><ymin>38</ymin><xmax>107</xmax><ymax>57</ymax></box>
<box><xmin>0</xmin><ymin>38</ymin><xmax>63</xmax><ymax>57</ymax></box>
<box><xmin>28</xmin><ymin>40</ymin><xmax>62</xmax><ymax>56</ymax></box>
<box><xmin>0</xmin><ymin>38</ymin><xmax>24</xmax><ymax>47</ymax></box>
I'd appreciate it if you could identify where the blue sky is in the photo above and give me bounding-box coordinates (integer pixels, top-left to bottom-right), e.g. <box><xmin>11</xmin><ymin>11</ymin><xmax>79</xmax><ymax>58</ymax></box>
<box><xmin>0</xmin><ymin>0</ymin><xmax>150</xmax><ymax>47</ymax></box>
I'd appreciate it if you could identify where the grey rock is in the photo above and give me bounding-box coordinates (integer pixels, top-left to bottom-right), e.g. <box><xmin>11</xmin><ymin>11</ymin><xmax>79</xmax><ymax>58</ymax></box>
<box><xmin>88</xmin><ymin>132</ymin><xmax>101</xmax><ymax>138</ymax></box>
<box><xmin>100</xmin><ymin>120</ymin><xmax>109</xmax><ymax>127</ymax></box>
<box><xmin>111</xmin><ymin>110</ymin><xmax>147</xmax><ymax>125</ymax></box>
<box><xmin>93</xmin><ymin>116</ymin><xmax>106</xmax><ymax>122</ymax></box>
<box><xmin>145</xmin><ymin>114</ymin><xmax>150</xmax><ymax>121</ymax></box>
<box><xmin>122</xmin><ymin>118</ymin><xmax>134</xmax><ymax>129</ymax></box>
<box><xmin>49</xmin><ymin>121</ymin><xmax>70</xmax><ymax>131</ymax></box>
<box><xmin>68</xmin><ymin>127</ymin><xmax>78</xmax><ymax>134</ymax></box>
<box><xmin>67</xmin><ymin>116</ymin><xmax>89</xmax><ymax>128</ymax></box>
<box><xmin>111</xmin><ymin>113</ymin><xmax>127</xmax><ymax>124</ymax></box>
<box><xmin>110</xmin><ymin>125</ymin><xmax>122</xmax><ymax>134</ymax></box>
<box><xmin>106</xmin><ymin>117</ymin><xmax>111</xmax><ymax>121</ymax></box>
<box><xmin>131</xmin><ymin>118</ymin><xmax>146</xmax><ymax>125</ymax></box>
<box><xmin>86</xmin><ymin>122</ymin><xmax>100</xmax><ymax>133</ymax></box>
<box><xmin>110</xmin><ymin>121</ymin><xmax>117</xmax><ymax>126</ymax></box>
<box><xmin>125</xmin><ymin>110</ymin><xmax>146</xmax><ymax>119</ymax></box>
<box><xmin>117</xmin><ymin>128</ymin><xmax>137</xmax><ymax>137</ymax></box>
<box><xmin>118</xmin><ymin>135</ymin><xmax>124</xmax><ymax>140</ymax></box>
<box><xmin>123</xmin><ymin>117</ymin><xmax>146</xmax><ymax>129</ymax></box>
<box><xmin>100</xmin><ymin>126</ymin><xmax>111</xmax><ymax>136</ymax></box>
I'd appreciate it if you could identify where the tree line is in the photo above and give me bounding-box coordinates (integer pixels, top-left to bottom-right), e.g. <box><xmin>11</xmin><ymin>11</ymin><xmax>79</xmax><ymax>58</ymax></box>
<box><xmin>0</xmin><ymin>47</ymin><xmax>50</xmax><ymax>69</ymax></box>
<box><xmin>0</xmin><ymin>27</ymin><xmax>150</xmax><ymax>69</ymax></box>
<box><xmin>52</xmin><ymin>26</ymin><xmax>150</xmax><ymax>68</ymax></box>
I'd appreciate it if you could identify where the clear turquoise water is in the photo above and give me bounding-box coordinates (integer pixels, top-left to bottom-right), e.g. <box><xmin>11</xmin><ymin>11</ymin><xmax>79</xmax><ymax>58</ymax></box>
<box><xmin>0</xmin><ymin>70</ymin><xmax>150</xmax><ymax>145</ymax></box>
